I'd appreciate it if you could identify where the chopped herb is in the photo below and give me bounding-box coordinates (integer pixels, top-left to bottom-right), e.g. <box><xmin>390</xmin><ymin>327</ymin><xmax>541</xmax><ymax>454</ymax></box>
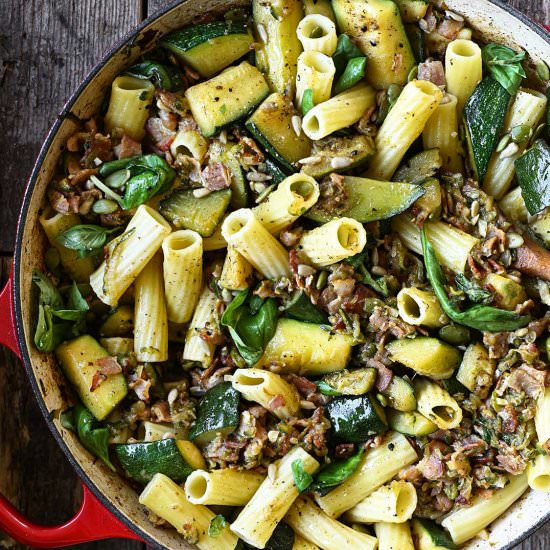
<box><xmin>208</xmin><ymin>515</ymin><xmax>228</xmax><ymax>538</ymax></box>
<box><xmin>455</xmin><ymin>273</ymin><xmax>492</xmax><ymax>304</ymax></box>
<box><xmin>311</xmin><ymin>448</ymin><xmax>364</xmax><ymax>493</ymax></box>
<box><xmin>291</xmin><ymin>458</ymin><xmax>313</xmax><ymax>493</ymax></box>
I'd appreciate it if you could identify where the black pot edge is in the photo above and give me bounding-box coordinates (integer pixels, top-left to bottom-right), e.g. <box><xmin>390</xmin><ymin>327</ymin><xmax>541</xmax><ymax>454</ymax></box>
<box><xmin>10</xmin><ymin>1</ymin><xmax>550</xmax><ymax>548</ymax></box>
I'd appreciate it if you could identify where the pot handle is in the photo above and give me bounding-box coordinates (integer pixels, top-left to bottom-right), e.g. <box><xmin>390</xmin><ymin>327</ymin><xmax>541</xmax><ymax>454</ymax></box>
<box><xmin>0</xmin><ymin>483</ymin><xmax>142</xmax><ymax>547</ymax></box>
<box><xmin>0</xmin><ymin>270</ymin><xmax>21</xmax><ymax>359</ymax></box>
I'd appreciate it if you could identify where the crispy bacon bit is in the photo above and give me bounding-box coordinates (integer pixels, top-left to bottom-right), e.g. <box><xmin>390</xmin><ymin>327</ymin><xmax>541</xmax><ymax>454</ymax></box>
<box><xmin>367</xmin><ymin>358</ymin><xmax>394</xmax><ymax>392</ymax></box>
<box><xmin>418</xmin><ymin>60</ymin><xmax>446</xmax><ymax>88</ymax></box>
<box><xmin>198</xmin><ymin>322</ymin><xmax>226</xmax><ymax>346</ymax></box>
<box><xmin>316</xmin><ymin>174</ymin><xmax>348</xmax><ymax>215</ymax></box>
<box><xmin>175</xmin><ymin>154</ymin><xmax>202</xmax><ymax>183</ymax></box>
<box><xmin>280</xmin><ymin>227</ymin><xmax>304</xmax><ymax>248</ymax></box>
<box><xmin>70</xmin><ymin>168</ymin><xmax>98</xmax><ymax>187</ymax></box>
<box><xmin>90</xmin><ymin>371</ymin><xmax>106</xmax><ymax>392</ymax></box>
<box><xmin>78</xmin><ymin>189</ymin><xmax>102</xmax><ymax>215</ymax></box>
<box><xmin>236</xmin><ymin>135</ymin><xmax>264</xmax><ymax>165</ymax></box>
<box><xmin>418</xmin><ymin>441</ymin><xmax>446</xmax><ymax>480</ymax></box>
<box><xmin>483</xmin><ymin>331</ymin><xmax>509</xmax><ymax>360</ymax></box>
<box><xmin>128</xmin><ymin>370</ymin><xmax>152</xmax><ymax>402</ymax></box>
<box><xmin>146</xmin><ymin>117</ymin><xmax>176</xmax><ymax>144</ymax></box>
<box><xmin>66</xmin><ymin>132</ymin><xmax>89</xmax><ymax>152</ymax></box>
<box><xmin>49</xmin><ymin>190</ymin><xmax>71</xmax><ymax>214</ymax></box>
<box><xmin>82</xmin><ymin>134</ymin><xmax>113</xmax><ymax>167</ymax></box>
<box><xmin>438</xmin><ymin>17</ymin><xmax>465</xmax><ymax>40</ymax></box>
<box><xmin>157</xmin><ymin>90</ymin><xmax>191</xmax><ymax>118</ymax></box>
<box><xmin>514</xmin><ymin>237</ymin><xmax>550</xmax><ymax>281</ymax></box>
<box><xmin>369</xmin><ymin>306</ymin><xmax>416</xmax><ymax>340</ymax></box>
<box><xmin>335</xmin><ymin>443</ymin><xmax>355</xmax><ymax>459</ymax></box>
<box><xmin>505</xmin><ymin>364</ymin><xmax>546</xmax><ymax>399</ymax></box>
<box><xmin>96</xmin><ymin>356</ymin><xmax>122</xmax><ymax>375</ymax></box>
<box><xmin>115</xmin><ymin>134</ymin><xmax>142</xmax><ymax>159</ymax></box>
<box><xmin>496</xmin><ymin>452</ymin><xmax>526</xmax><ymax>475</ymax></box>
<box><xmin>268</xmin><ymin>394</ymin><xmax>286</xmax><ymax>411</ymax></box>
<box><xmin>500</xmin><ymin>404</ymin><xmax>519</xmax><ymax>433</ymax></box>
<box><xmin>201</xmin><ymin>162</ymin><xmax>231</xmax><ymax>191</ymax></box>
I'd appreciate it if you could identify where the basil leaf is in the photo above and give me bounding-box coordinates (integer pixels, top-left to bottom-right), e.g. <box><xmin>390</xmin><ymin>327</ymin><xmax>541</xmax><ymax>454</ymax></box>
<box><xmin>344</xmin><ymin>250</ymin><xmax>368</xmax><ymax>269</ymax></box>
<box><xmin>221</xmin><ymin>290</ymin><xmax>279</xmax><ymax>365</ymax></box>
<box><xmin>32</xmin><ymin>269</ymin><xmax>63</xmax><ymax>309</ymax></box>
<box><xmin>283</xmin><ymin>290</ymin><xmax>328</xmax><ymax>324</ymax></box>
<box><xmin>265</xmin><ymin>522</ymin><xmax>295</xmax><ymax>550</ymax></box>
<box><xmin>125</xmin><ymin>61</ymin><xmax>183</xmax><ymax>91</ymax></box>
<box><xmin>301</xmin><ymin>88</ymin><xmax>315</xmax><ymax>116</ymax></box>
<box><xmin>67</xmin><ymin>281</ymin><xmax>90</xmax><ymax>313</ymax></box>
<box><xmin>455</xmin><ymin>273</ymin><xmax>492</xmax><ymax>304</ymax></box>
<box><xmin>34</xmin><ymin>304</ymin><xmax>68</xmax><ymax>352</ymax></box>
<box><xmin>98</xmin><ymin>157</ymin><xmax>139</xmax><ymax>177</ymax></box>
<box><xmin>58</xmin><ymin>225</ymin><xmax>119</xmax><ymax>256</ymax></box>
<box><xmin>333</xmin><ymin>57</ymin><xmax>366</xmax><ymax>95</ymax></box>
<box><xmin>421</xmin><ymin>228</ymin><xmax>530</xmax><ymax>332</ymax></box>
<box><xmin>333</xmin><ymin>34</ymin><xmax>364</xmax><ymax>77</ymax></box>
<box><xmin>311</xmin><ymin>448</ymin><xmax>364</xmax><ymax>493</ymax></box>
<box><xmin>291</xmin><ymin>458</ymin><xmax>313</xmax><ymax>493</ymax></box>
<box><xmin>73</xmin><ymin>403</ymin><xmax>115</xmax><ymax>471</ymax></box>
<box><xmin>60</xmin><ymin>408</ymin><xmax>76</xmax><ymax>430</ymax></box>
<box><xmin>482</xmin><ymin>44</ymin><xmax>526</xmax><ymax>96</ymax></box>
<box><xmin>315</xmin><ymin>380</ymin><xmax>343</xmax><ymax>396</ymax></box>
<box><xmin>208</xmin><ymin>515</ymin><xmax>228</xmax><ymax>538</ymax></box>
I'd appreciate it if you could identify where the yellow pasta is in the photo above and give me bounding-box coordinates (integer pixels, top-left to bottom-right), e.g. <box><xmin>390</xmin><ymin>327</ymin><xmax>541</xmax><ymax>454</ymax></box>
<box><xmin>414</xmin><ymin>378</ymin><xmax>463</xmax><ymax>429</ymax></box>
<box><xmin>170</xmin><ymin>128</ymin><xmax>209</xmax><ymax>162</ymax></box>
<box><xmin>296</xmin><ymin>14</ymin><xmax>338</xmax><ymax>55</ymax></box>
<box><xmin>397</xmin><ymin>287</ymin><xmax>446</xmax><ymax>328</ymax></box>
<box><xmin>375</xmin><ymin>521</ymin><xmax>415</xmax><ymax>550</ymax></box>
<box><xmin>527</xmin><ymin>454</ymin><xmax>550</xmax><ymax>492</ymax></box>
<box><xmin>296</xmin><ymin>51</ymin><xmax>336</xmax><ymax>109</ymax></box>
<box><xmin>220</xmin><ymin>245</ymin><xmax>253</xmax><ymax>291</ymax></box>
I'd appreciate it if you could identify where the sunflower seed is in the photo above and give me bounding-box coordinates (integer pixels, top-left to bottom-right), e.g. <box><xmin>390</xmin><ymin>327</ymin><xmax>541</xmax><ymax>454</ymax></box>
<box><xmin>371</xmin><ymin>266</ymin><xmax>387</xmax><ymax>276</ymax></box>
<box><xmin>161</xmin><ymin>432</ymin><xmax>176</xmax><ymax>440</ymax></box>
<box><xmin>297</xmin><ymin>264</ymin><xmax>316</xmax><ymax>277</ymax></box>
<box><xmin>300</xmin><ymin>400</ymin><xmax>316</xmax><ymax>410</ymax></box>
<box><xmin>496</xmin><ymin>134</ymin><xmax>511</xmax><ymax>153</ymax></box>
<box><xmin>299</xmin><ymin>155</ymin><xmax>322</xmax><ymax>165</ymax></box>
<box><xmin>470</xmin><ymin>200</ymin><xmax>480</xmax><ymax>218</ymax></box>
<box><xmin>292</xmin><ymin>115</ymin><xmax>303</xmax><ymax>136</ymax></box>
<box><xmin>419</xmin><ymin>18</ymin><xmax>429</xmax><ymax>32</ymax></box>
<box><xmin>219</xmin><ymin>129</ymin><xmax>227</xmax><ymax>144</ymax></box>
<box><xmin>193</xmin><ymin>187</ymin><xmax>212</xmax><ymax>198</ymax></box>
<box><xmin>501</xmin><ymin>249</ymin><xmax>512</xmax><ymax>267</ymax></box>
<box><xmin>267</xmin><ymin>430</ymin><xmax>279</xmax><ymax>443</ymax></box>
<box><xmin>247</xmin><ymin>171</ymin><xmax>272</xmax><ymax>182</ymax></box>
<box><xmin>371</xmin><ymin>247</ymin><xmax>379</xmax><ymax>266</ymax></box>
<box><xmin>167</xmin><ymin>388</ymin><xmax>179</xmax><ymax>404</ymax></box>
<box><xmin>253</xmin><ymin>182</ymin><xmax>267</xmax><ymax>194</ymax></box>
<box><xmin>499</xmin><ymin>142</ymin><xmax>519</xmax><ymax>159</ymax></box>
<box><xmin>450</xmin><ymin>131</ymin><xmax>458</xmax><ymax>138</ymax></box>
<box><xmin>446</xmin><ymin>10</ymin><xmax>464</xmax><ymax>21</ymax></box>
<box><xmin>507</xmin><ymin>232</ymin><xmax>524</xmax><ymax>248</ymax></box>
<box><xmin>221</xmin><ymin>288</ymin><xmax>233</xmax><ymax>303</ymax></box>
<box><xmin>478</xmin><ymin>219</ymin><xmax>488</xmax><ymax>237</ymax></box>
<box><xmin>257</xmin><ymin>23</ymin><xmax>268</xmax><ymax>43</ymax></box>
<box><xmin>331</xmin><ymin>157</ymin><xmax>353</xmax><ymax>169</ymax></box>
<box><xmin>223</xmin><ymin>374</ymin><xmax>234</xmax><ymax>382</ymax></box>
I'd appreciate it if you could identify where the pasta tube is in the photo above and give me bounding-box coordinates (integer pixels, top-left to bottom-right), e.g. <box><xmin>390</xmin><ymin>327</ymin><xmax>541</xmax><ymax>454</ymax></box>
<box><xmin>440</xmin><ymin>473</ymin><xmax>528</xmax><ymax>545</ymax></box>
<box><xmin>296</xmin><ymin>51</ymin><xmax>335</xmax><ymax>109</ymax></box>
<box><xmin>90</xmin><ymin>205</ymin><xmax>171</xmax><ymax>306</ymax></box>
<box><xmin>139</xmin><ymin>473</ymin><xmax>238</xmax><ymax>550</ymax></box>
<box><xmin>423</xmin><ymin>94</ymin><xmax>462</xmax><ymax>172</ymax></box>
<box><xmin>315</xmin><ymin>432</ymin><xmax>417</xmax><ymax>517</ymax></box>
<box><xmin>527</xmin><ymin>454</ymin><xmax>550</xmax><ymax>492</ymax></box>
<box><xmin>162</xmin><ymin>230</ymin><xmax>203</xmax><ymax>324</ymax></box>
<box><xmin>296</xmin><ymin>14</ymin><xmax>337</xmax><ymax>55</ymax></box>
<box><xmin>222</xmin><ymin>209</ymin><xmax>291</xmax><ymax>279</ymax></box>
<box><xmin>345</xmin><ymin>481</ymin><xmax>417</xmax><ymax>523</ymax></box>
<box><xmin>105</xmin><ymin>75</ymin><xmax>155</xmax><ymax>141</ymax></box>
<box><xmin>397</xmin><ymin>287</ymin><xmax>446</xmax><ymax>328</ymax></box>
<box><xmin>39</xmin><ymin>210</ymin><xmax>95</xmax><ymax>283</ymax></box>
<box><xmin>258</xmin><ymin>319</ymin><xmax>353</xmax><ymax>376</ymax></box>
<box><xmin>366</xmin><ymin>80</ymin><xmax>443</xmax><ymax>180</ymax></box>
<box><xmin>182</xmin><ymin>286</ymin><xmax>220</xmax><ymax>367</ymax></box>
<box><xmin>298</xmin><ymin>218</ymin><xmax>367</xmax><ymax>267</ymax></box>
<box><xmin>302</xmin><ymin>84</ymin><xmax>375</xmax><ymax>140</ymax></box>
<box><xmin>185</xmin><ymin>469</ymin><xmax>265</xmax><ymax>506</ymax></box>
<box><xmin>99</xmin><ymin>337</ymin><xmax>134</xmax><ymax>356</ymax></box>
<box><xmin>484</xmin><ymin>89</ymin><xmax>547</xmax><ymax>199</ymax></box>
<box><xmin>230</xmin><ymin>446</ymin><xmax>320</xmax><ymax>548</ymax></box>
<box><xmin>285</xmin><ymin>497</ymin><xmax>377</xmax><ymax>550</ymax></box>
<box><xmin>170</xmin><ymin>129</ymin><xmax>208</xmax><ymax>162</ymax></box>
<box><xmin>231</xmin><ymin>368</ymin><xmax>301</xmax><ymax>419</ymax></box>
<box><xmin>535</xmin><ymin>387</ymin><xmax>550</xmax><ymax>445</ymax></box>
<box><xmin>392</xmin><ymin>216</ymin><xmax>479</xmax><ymax>273</ymax></box>
<box><xmin>220</xmin><ymin>246</ymin><xmax>253</xmax><ymax>291</ymax></box>
<box><xmin>374</xmin><ymin>521</ymin><xmax>415</xmax><ymax>550</ymax></box>
<box><xmin>445</xmin><ymin>39</ymin><xmax>482</xmax><ymax>117</ymax></box>
<box><xmin>484</xmin><ymin>273</ymin><xmax>526</xmax><ymax>311</ymax></box>
<box><xmin>253</xmin><ymin>174</ymin><xmax>320</xmax><ymax>234</ymax></box>
<box><xmin>414</xmin><ymin>378</ymin><xmax>463</xmax><ymax>429</ymax></box>
<box><xmin>499</xmin><ymin>187</ymin><xmax>528</xmax><ymax>223</ymax></box>
<box><xmin>293</xmin><ymin>535</ymin><xmax>321</xmax><ymax>550</ymax></box>
<box><xmin>202</xmin><ymin>223</ymin><xmax>227</xmax><ymax>251</ymax></box>
<box><xmin>302</xmin><ymin>0</ymin><xmax>334</xmax><ymax>20</ymax></box>
<box><xmin>134</xmin><ymin>253</ymin><xmax>168</xmax><ymax>362</ymax></box>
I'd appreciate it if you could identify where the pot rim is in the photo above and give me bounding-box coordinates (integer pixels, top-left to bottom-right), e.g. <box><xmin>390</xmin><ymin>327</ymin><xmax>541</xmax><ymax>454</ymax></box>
<box><xmin>11</xmin><ymin>1</ymin><xmax>550</xmax><ymax>548</ymax></box>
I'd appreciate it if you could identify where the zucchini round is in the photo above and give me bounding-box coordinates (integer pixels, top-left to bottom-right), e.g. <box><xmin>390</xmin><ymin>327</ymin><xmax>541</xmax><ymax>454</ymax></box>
<box><xmin>387</xmin><ymin>409</ymin><xmax>438</xmax><ymax>436</ymax></box>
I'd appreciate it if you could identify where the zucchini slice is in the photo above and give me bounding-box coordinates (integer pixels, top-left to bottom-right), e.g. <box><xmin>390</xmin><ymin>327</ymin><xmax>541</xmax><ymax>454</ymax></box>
<box><xmin>114</xmin><ymin>439</ymin><xmax>202</xmax><ymax>485</ymax></box>
<box><xmin>388</xmin><ymin>409</ymin><xmax>438</xmax><ymax>436</ymax></box>
<box><xmin>515</xmin><ymin>139</ymin><xmax>550</xmax><ymax>215</ymax></box>
<box><xmin>246</xmin><ymin>93</ymin><xmax>312</xmax><ymax>172</ymax></box>
<box><xmin>300</xmin><ymin>135</ymin><xmax>375</xmax><ymax>178</ymax></box>
<box><xmin>185</xmin><ymin>61</ymin><xmax>270</xmax><ymax>137</ymax></box>
<box><xmin>306</xmin><ymin>176</ymin><xmax>424</xmax><ymax>223</ymax></box>
<box><xmin>189</xmin><ymin>382</ymin><xmax>241</xmax><ymax>446</ymax></box>
<box><xmin>464</xmin><ymin>77</ymin><xmax>511</xmax><ymax>184</ymax></box>
<box><xmin>322</xmin><ymin>368</ymin><xmax>377</xmax><ymax>396</ymax></box>
<box><xmin>265</xmin><ymin>158</ymin><xmax>291</xmax><ymax>185</ymax></box>
<box><xmin>326</xmin><ymin>394</ymin><xmax>388</xmax><ymax>442</ymax></box>
<box><xmin>411</xmin><ymin>518</ymin><xmax>456</xmax><ymax>550</ymax></box>
<box><xmin>380</xmin><ymin>376</ymin><xmax>417</xmax><ymax>412</ymax></box>
<box><xmin>159</xmin><ymin>188</ymin><xmax>231</xmax><ymax>237</ymax></box>
<box><xmin>161</xmin><ymin>22</ymin><xmax>254</xmax><ymax>78</ymax></box>
<box><xmin>394</xmin><ymin>0</ymin><xmax>428</xmax><ymax>22</ymax></box>
<box><xmin>393</xmin><ymin>149</ymin><xmax>442</xmax><ymax>183</ymax></box>
<box><xmin>100</xmin><ymin>305</ymin><xmax>134</xmax><ymax>337</ymax></box>
<box><xmin>332</xmin><ymin>0</ymin><xmax>415</xmax><ymax>88</ymax></box>
<box><xmin>253</xmin><ymin>0</ymin><xmax>304</xmax><ymax>96</ymax></box>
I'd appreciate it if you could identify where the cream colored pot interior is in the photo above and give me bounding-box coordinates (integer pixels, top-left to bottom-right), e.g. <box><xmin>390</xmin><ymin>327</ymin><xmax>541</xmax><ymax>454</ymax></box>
<box><xmin>15</xmin><ymin>0</ymin><xmax>550</xmax><ymax>548</ymax></box>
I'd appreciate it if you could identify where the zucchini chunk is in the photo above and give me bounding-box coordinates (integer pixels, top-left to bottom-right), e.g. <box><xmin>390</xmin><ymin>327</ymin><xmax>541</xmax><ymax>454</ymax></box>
<box><xmin>393</xmin><ymin>0</ymin><xmax>428</xmax><ymax>22</ymax></box>
<box><xmin>159</xmin><ymin>188</ymin><xmax>231</xmax><ymax>237</ymax></box>
<box><xmin>300</xmin><ymin>135</ymin><xmax>375</xmax><ymax>178</ymax></box>
<box><xmin>464</xmin><ymin>77</ymin><xmax>511</xmax><ymax>184</ymax></box>
<box><xmin>185</xmin><ymin>61</ymin><xmax>270</xmax><ymax>137</ymax></box>
<box><xmin>161</xmin><ymin>21</ymin><xmax>254</xmax><ymax>78</ymax></box>
<box><xmin>306</xmin><ymin>176</ymin><xmax>424</xmax><ymax>223</ymax></box>
<box><xmin>265</xmin><ymin>158</ymin><xmax>291</xmax><ymax>185</ymax></box>
<box><xmin>411</xmin><ymin>518</ymin><xmax>456</xmax><ymax>550</ymax></box>
<box><xmin>246</xmin><ymin>93</ymin><xmax>312</xmax><ymax>172</ymax></box>
<box><xmin>332</xmin><ymin>0</ymin><xmax>415</xmax><ymax>88</ymax></box>
<box><xmin>322</xmin><ymin>368</ymin><xmax>377</xmax><ymax>396</ymax></box>
<box><xmin>515</xmin><ymin>139</ymin><xmax>550</xmax><ymax>215</ymax></box>
<box><xmin>393</xmin><ymin>149</ymin><xmax>442</xmax><ymax>183</ymax></box>
<box><xmin>209</xmin><ymin>142</ymin><xmax>249</xmax><ymax>209</ymax></box>
<box><xmin>326</xmin><ymin>394</ymin><xmax>388</xmax><ymax>442</ymax></box>
<box><xmin>100</xmin><ymin>305</ymin><xmax>134</xmax><ymax>337</ymax></box>
<box><xmin>114</xmin><ymin>439</ymin><xmax>204</xmax><ymax>485</ymax></box>
<box><xmin>189</xmin><ymin>382</ymin><xmax>241</xmax><ymax>446</ymax></box>
<box><xmin>388</xmin><ymin>409</ymin><xmax>438</xmax><ymax>436</ymax></box>
<box><xmin>380</xmin><ymin>376</ymin><xmax>417</xmax><ymax>411</ymax></box>
<box><xmin>56</xmin><ymin>336</ymin><xmax>128</xmax><ymax>421</ymax></box>
<box><xmin>253</xmin><ymin>0</ymin><xmax>304</xmax><ymax>96</ymax></box>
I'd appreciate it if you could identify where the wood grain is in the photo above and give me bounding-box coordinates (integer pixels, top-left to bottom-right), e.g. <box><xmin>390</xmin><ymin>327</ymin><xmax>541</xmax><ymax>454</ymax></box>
<box><xmin>0</xmin><ymin>0</ymin><xmax>548</xmax><ymax>549</ymax></box>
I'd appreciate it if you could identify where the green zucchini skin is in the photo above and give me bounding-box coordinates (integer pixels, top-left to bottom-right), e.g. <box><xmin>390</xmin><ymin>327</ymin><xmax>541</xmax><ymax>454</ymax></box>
<box><xmin>394</xmin><ymin>149</ymin><xmax>442</xmax><ymax>184</ymax></box>
<box><xmin>161</xmin><ymin>22</ymin><xmax>253</xmax><ymax>78</ymax></box>
<box><xmin>326</xmin><ymin>394</ymin><xmax>388</xmax><ymax>442</ymax></box>
<box><xmin>515</xmin><ymin>139</ymin><xmax>550</xmax><ymax>215</ymax></box>
<box><xmin>189</xmin><ymin>382</ymin><xmax>241</xmax><ymax>446</ymax></box>
<box><xmin>114</xmin><ymin>439</ymin><xmax>194</xmax><ymax>485</ymax></box>
<box><xmin>463</xmin><ymin>77</ymin><xmax>511</xmax><ymax>184</ymax></box>
<box><xmin>264</xmin><ymin>158</ymin><xmax>291</xmax><ymax>185</ymax></box>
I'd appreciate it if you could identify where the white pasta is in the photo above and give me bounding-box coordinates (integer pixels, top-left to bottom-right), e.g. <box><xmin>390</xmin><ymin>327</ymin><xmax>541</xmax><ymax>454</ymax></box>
<box><xmin>296</xmin><ymin>14</ymin><xmax>338</xmax><ymax>55</ymax></box>
<box><xmin>170</xmin><ymin>129</ymin><xmax>209</xmax><ymax>162</ymax></box>
<box><xmin>375</xmin><ymin>521</ymin><xmax>415</xmax><ymax>550</ymax></box>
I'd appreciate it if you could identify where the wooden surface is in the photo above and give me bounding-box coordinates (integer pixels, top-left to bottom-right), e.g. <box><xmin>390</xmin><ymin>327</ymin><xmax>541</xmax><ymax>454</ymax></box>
<box><xmin>0</xmin><ymin>0</ymin><xmax>548</xmax><ymax>549</ymax></box>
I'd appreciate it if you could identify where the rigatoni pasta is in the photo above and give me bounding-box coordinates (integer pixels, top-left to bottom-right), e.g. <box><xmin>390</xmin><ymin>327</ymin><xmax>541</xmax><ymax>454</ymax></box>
<box><xmin>296</xmin><ymin>14</ymin><xmax>337</xmax><ymax>55</ymax></box>
<box><xmin>296</xmin><ymin>51</ymin><xmax>336</xmax><ymax>109</ymax></box>
<box><xmin>375</xmin><ymin>521</ymin><xmax>415</xmax><ymax>550</ymax></box>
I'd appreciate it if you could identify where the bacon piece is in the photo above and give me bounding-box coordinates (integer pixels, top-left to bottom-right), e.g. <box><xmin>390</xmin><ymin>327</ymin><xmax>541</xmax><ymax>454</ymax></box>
<box><xmin>418</xmin><ymin>60</ymin><xmax>446</xmax><ymax>88</ymax></box>
<box><xmin>96</xmin><ymin>356</ymin><xmax>122</xmax><ymax>375</ymax></box>
<box><xmin>268</xmin><ymin>394</ymin><xmax>286</xmax><ymax>411</ymax></box>
<box><xmin>366</xmin><ymin>358</ymin><xmax>394</xmax><ymax>392</ymax></box>
<box><xmin>116</xmin><ymin>134</ymin><xmax>142</xmax><ymax>159</ymax></box>
<box><xmin>505</xmin><ymin>364</ymin><xmax>546</xmax><ymax>399</ymax></box>
<box><xmin>202</xmin><ymin>163</ymin><xmax>231</xmax><ymax>191</ymax></box>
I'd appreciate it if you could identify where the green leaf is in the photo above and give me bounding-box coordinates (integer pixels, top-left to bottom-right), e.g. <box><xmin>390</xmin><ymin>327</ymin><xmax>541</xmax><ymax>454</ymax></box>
<box><xmin>60</xmin><ymin>408</ymin><xmax>76</xmax><ymax>430</ymax></box>
<box><xmin>315</xmin><ymin>380</ymin><xmax>343</xmax><ymax>396</ymax></box>
<box><xmin>221</xmin><ymin>290</ymin><xmax>279</xmax><ymax>365</ymax></box>
<box><xmin>73</xmin><ymin>403</ymin><xmax>115</xmax><ymax>471</ymax></box>
<box><xmin>333</xmin><ymin>34</ymin><xmax>364</xmax><ymax>77</ymax></box>
<box><xmin>57</xmin><ymin>225</ymin><xmax>119</xmax><ymax>256</ymax></box>
<box><xmin>333</xmin><ymin>57</ymin><xmax>367</xmax><ymax>95</ymax></box>
<box><xmin>34</xmin><ymin>305</ymin><xmax>68</xmax><ymax>352</ymax></box>
<box><xmin>301</xmin><ymin>88</ymin><xmax>315</xmax><ymax>116</ymax></box>
<box><xmin>125</xmin><ymin>61</ymin><xmax>183</xmax><ymax>91</ymax></box>
<box><xmin>291</xmin><ymin>458</ymin><xmax>313</xmax><ymax>493</ymax></box>
<box><xmin>421</xmin><ymin>228</ymin><xmax>530</xmax><ymax>332</ymax></box>
<box><xmin>455</xmin><ymin>273</ymin><xmax>492</xmax><ymax>304</ymax></box>
<box><xmin>208</xmin><ymin>515</ymin><xmax>228</xmax><ymax>538</ymax></box>
<box><xmin>32</xmin><ymin>269</ymin><xmax>63</xmax><ymax>309</ymax></box>
<box><xmin>283</xmin><ymin>290</ymin><xmax>328</xmax><ymax>324</ymax></box>
<box><xmin>311</xmin><ymin>448</ymin><xmax>364</xmax><ymax>493</ymax></box>
<box><xmin>265</xmin><ymin>522</ymin><xmax>295</xmax><ymax>550</ymax></box>
<box><xmin>482</xmin><ymin>44</ymin><xmax>526</xmax><ymax>96</ymax></box>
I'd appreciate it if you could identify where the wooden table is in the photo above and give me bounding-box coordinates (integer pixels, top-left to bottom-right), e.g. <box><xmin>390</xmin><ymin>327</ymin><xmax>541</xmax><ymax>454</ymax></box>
<box><xmin>0</xmin><ymin>1</ymin><xmax>548</xmax><ymax>548</ymax></box>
